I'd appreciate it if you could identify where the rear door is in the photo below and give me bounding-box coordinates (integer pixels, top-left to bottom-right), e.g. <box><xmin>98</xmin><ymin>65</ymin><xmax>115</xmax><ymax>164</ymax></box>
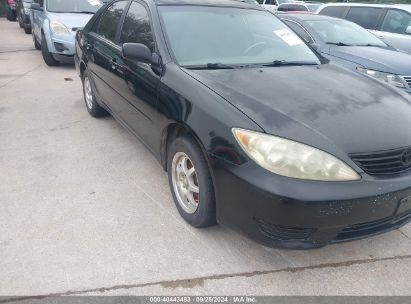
<box><xmin>373</xmin><ymin>9</ymin><xmax>411</xmax><ymax>54</ymax></box>
<box><xmin>86</xmin><ymin>0</ymin><xmax>129</xmax><ymax>115</ymax></box>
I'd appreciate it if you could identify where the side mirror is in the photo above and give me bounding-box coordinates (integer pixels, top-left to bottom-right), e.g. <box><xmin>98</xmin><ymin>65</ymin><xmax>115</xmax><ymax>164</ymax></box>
<box><xmin>122</xmin><ymin>43</ymin><xmax>152</xmax><ymax>63</ymax></box>
<box><xmin>30</xmin><ymin>3</ymin><xmax>41</xmax><ymax>10</ymax></box>
<box><xmin>406</xmin><ymin>26</ymin><xmax>411</xmax><ymax>35</ymax></box>
<box><xmin>310</xmin><ymin>43</ymin><xmax>321</xmax><ymax>53</ymax></box>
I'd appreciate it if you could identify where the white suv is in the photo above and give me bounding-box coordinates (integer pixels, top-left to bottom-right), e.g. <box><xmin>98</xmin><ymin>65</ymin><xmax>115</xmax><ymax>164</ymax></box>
<box><xmin>318</xmin><ymin>3</ymin><xmax>411</xmax><ymax>54</ymax></box>
<box><xmin>259</xmin><ymin>0</ymin><xmax>291</xmax><ymax>13</ymax></box>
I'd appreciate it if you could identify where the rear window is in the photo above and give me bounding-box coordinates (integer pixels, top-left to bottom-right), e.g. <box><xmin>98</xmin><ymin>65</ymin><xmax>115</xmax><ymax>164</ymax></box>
<box><xmin>319</xmin><ymin>6</ymin><xmax>346</xmax><ymax>18</ymax></box>
<box><xmin>345</xmin><ymin>7</ymin><xmax>383</xmax><ymax>29</ymax></box>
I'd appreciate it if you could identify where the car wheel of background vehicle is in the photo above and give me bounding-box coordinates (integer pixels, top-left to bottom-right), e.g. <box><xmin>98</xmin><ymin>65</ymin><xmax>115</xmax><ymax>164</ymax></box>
<box><xmin>6</xmin><ymin>11</ymin><xmax>16</xmax><ymax>21</ymax></box>
<box><xmin>82</xmin><ymin>69</ymin><xmax>108</xmax><ymax>118</ymax></box>
<box><xmin>41</xmin><ymin>35</ymin><xmax>59</xmax><ymax>66</ymax></box>
<box><xmin>32</xmin><ymin>32</ymin><xmax>41</xmax><ymax>50</ymax></box>
<box><xmin>167</xmin><ymin>135</ymin><xmax>216</xmax><ymax>228</ymax></box>
<box><xmin>24</xmin><ymin>27</ymin><xmax>32</xmax><ymax>34</ymax></box>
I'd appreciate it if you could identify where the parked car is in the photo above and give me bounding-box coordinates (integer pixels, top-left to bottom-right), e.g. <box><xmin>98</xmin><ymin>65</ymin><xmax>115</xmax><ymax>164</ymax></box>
<box><xmin>277</xmin><ymin>2</ymin><xmax>322</xmax><ymax>13</ymax></box>
<box><xmin>259</xmin><ymin>0</ymin><xmax>291</xmax><ymax>13</ymax></box>
<box><xmin>16</xmin><ymin>0</ymin><xmax>32</xmax><ymax>34</ymax></box>
<box><xmin>280</xmin><ymin>14</ymin><xmax>411</xmax><ymax>94</ymax></box>
<box><xmin>318</xmin><ymin>3</ymin><xmax>411</xmax><ymax>54</ymax></box>
<box><xmin>76</xmin><ymin>0</ymin><xmax>411</xmax><ymax>249</ymax></box>
<box><xmin>30</xmin><ymin>0</ymin><xmax>104</xmax><ymax>66</ymax></box>
<box><xmin>5</xmin><ymin>0</ymin><xmax>16</xmax><ymax>21</ymax></box>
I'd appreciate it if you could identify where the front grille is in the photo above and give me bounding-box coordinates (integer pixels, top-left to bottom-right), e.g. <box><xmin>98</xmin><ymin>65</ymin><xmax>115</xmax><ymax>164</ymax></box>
<box><xmin>255</xmin><ymin>218</ymin><xmax>315</xmax><ymax>241</ymax></box>
<box><xmin>349</xmin><ymin>147</ymin><xmax>411</xmax><ymax>175</ymax></box>
<box><xmin>403</xmin><ymin>76</ymin><xmax>411</xmax><ymax>88</ymax></box>
<box><xmin>335</xmin><ymin>209</ymin><xmax>411</xmax><ymax>241</ymax></box>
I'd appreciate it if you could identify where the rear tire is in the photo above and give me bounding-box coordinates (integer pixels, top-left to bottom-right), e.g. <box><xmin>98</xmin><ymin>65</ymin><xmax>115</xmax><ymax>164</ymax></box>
<box><xmin>33</xmin><ymin>32</ymin><xmax>41</xmax><ymax>50</ymax></box>
<box><xmin>6</xmin><ymin>10</ymin><xmax>16</xmax><ymax>21</ymax></box>
<box><xmin>167</xmin><ymin>135</ymin><xmax>216</xmax><ymax>228</ymax></box>
<box><xmin>41</xmin><ymin>35</ymin><xmax>59</xmax><ymax>66</ymax></box>
<box><xmin>82</xmin><ymin>69</ymin><xmax>108</xmax><ymax>118</ymax></box>
<box><xmin>24</xmin><ymin>26</ymin><xmax>32</xmax><ymax>34</ymax></box>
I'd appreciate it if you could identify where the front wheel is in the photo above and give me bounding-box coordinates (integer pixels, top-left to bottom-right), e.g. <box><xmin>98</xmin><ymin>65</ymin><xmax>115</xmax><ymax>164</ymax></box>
<box><xmin>167</xmin><ymin>135</ymin><xmax>216</xmax><ymax>228</ymax></box>
<box><xmin>41</xmin><ymin>35</ymin><xmax>59</xmax><ymax>66</ymax></box>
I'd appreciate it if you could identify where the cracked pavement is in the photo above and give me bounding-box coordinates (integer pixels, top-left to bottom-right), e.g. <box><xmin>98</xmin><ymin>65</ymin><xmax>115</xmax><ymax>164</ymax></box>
<box><xmin>0</xmin><ymin>19</ymin><xmax>411</xmax><ymax>297</ymax></box>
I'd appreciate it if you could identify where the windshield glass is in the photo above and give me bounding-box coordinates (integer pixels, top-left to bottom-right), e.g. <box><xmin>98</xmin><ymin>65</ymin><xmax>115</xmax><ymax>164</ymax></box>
<box><xmin>47</xmin><ymin>0</ymin><xmax>103</xmax><ymax>13</ymax></box>
<box><xmin>277</xmin><ymin>0</ymin><xmax>291</xmax><ymax>4</ymax></box>
<box><xmin>306</xmin><ymin>19</ymin><xmax>387</xmax><ymax>47</ymax></box>
<box><xmin>159</xmin><ymin>6</ymin><xmax>320</xmax><ymax>67</ymax></box>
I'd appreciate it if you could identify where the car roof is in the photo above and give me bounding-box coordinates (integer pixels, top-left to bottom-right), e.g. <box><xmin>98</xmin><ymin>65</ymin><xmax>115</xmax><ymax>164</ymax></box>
<box><xmin>320</xmin><ymin>3</ymin><xmax>411</xmax><ymax>13</ymax></box>
<box><xmin>280</xmin><ymin>13</ymin><xmax>340</xmax><ymax>22</ymax></box>
<box><xmin>154</xmin><ymin>0</ymin><xmax>264</xmax><ymax>9</ymax></box>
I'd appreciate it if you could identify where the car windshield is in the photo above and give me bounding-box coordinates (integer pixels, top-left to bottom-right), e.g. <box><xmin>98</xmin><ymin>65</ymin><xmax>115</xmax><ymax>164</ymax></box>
<box><xmin>159</xmin><ymin>6</ymin><xmax>320</xmax><ymax>67</ymax></box>
<box><xmin>47</xmin><ymin>0</ymin><xmax>103</xmax><ymax>14</ymax></box>
<box><xmin>306</xmin><ymin>19</ymin><xmax>387</xmax><ymax>47</ymax></box>
<box><xmin>277</xmin><ymin>0</ymin><xmax>291</xmax><ymax>4</ymax></box>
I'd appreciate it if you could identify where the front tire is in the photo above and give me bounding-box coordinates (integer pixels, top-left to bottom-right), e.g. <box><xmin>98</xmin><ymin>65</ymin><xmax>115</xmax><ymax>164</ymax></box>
<box><xmin>41</xmin><ymin>35</ymin><xmax>59</xmax><ymax>66</ymax></box>
<box><xmin>82</xmin><ymin>69</ymin><xmax>108</xmax><ymax>117</ymax></box>
<box><xmin>167</xmin><ymin>135</ymin><xmax>216</xmax><ymax>228</ymax></box>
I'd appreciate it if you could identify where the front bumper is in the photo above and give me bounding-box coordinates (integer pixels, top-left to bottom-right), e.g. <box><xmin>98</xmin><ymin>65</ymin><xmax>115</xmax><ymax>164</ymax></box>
<box><xmin>213</xmin><ymin>158</ymin><xmax>411</xmax><ymax>249</ymax></box>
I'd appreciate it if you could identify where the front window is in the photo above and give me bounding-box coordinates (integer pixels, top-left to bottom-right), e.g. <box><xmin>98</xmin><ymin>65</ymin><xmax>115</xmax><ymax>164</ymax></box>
<box><xmin>47</xmin><ymin>0</ymin><xmax>103</xmax><ymax>13</ymax></box>
<box><xmin>159</xmin><ymin>6</ymin><xmax>320</xmax><ymax>67</ymax></box>
<box><xmin>306</xmin><ymin>19</ymin><xmax>387</xmax><ymax>47</ymax></box>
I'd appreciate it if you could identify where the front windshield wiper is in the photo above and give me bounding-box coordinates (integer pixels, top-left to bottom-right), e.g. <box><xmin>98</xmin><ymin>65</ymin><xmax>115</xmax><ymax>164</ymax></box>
<box><xmin>326</xmin><ymin>42</ymin><xmax>352</xmax><ymax>46</ymax></box>
<box><xmin>261</xmin><ymin>60</ymin><xmax>319</xmax><ymax>67</ymax></box>
<box><xmin>357</xmin><ymin>43</ymin><xmax>386</xmax><ymax>48</ymax></box>
<box><xmin>183</xmin><ymin>63</ymin><xmax>237</xmax><ymax>70</ymax></box>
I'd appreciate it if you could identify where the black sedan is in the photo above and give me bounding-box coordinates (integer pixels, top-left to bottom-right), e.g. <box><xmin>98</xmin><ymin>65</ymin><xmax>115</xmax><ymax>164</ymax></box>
<box><xmin>280</xmin><ymin>14</ymin><xmax>411</xmax><ymax>94</ymax></box>
<box><xmin>75</xmin><ymin>0</ymin><xmax>411</xmax><ymax>249</ymax></box>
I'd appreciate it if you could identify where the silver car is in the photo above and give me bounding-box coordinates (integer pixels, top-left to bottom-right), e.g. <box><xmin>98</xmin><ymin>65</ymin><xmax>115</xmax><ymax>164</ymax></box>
<box><xmin>318</xmin><ymin>3</ymin><xmax>411</xmax><ymax>55</ymax></box>
<box><xmin>30</xmin><ymin>0</ymin><xmax>104</xmax><ymax>66</ymax></box>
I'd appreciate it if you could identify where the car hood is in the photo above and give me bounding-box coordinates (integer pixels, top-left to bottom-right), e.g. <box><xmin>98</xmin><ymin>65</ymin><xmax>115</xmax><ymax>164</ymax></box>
<box><xmin>329</xmin><ymin>45</ymin><xmax>411</xmax><ymax>76</ymax></box>
<box><xmin>47</xmin><ymin>12</ymin><xmax>94</xmax><ymax>29</ymax></box>
<box><xmin>185</xmin><ymin>64</ymin><xmax>411</xmax><ymax>156</ymax></box>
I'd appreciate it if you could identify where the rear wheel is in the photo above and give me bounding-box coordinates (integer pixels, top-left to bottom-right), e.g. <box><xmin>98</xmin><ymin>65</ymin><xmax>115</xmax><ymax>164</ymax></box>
<box><xmin>41</xmin><ymin>34</ymin><xmax>59</xmax><ymax>66</ymax></box>
<box><xmin>82</xmin><ymin>69</ymin><xmax>108</xmax><ymax>117</ymax></box>
<box><xmin>167</xmin><ymin>135</ymin><xmax>216</xmax><ymax>228</ymax></box>
<box><xmin>24</xmin><ymin>26</ymin><xmax>32</xmax><ymax>34</ymax></box>
<box><xmin>32</xmin><ymin>32</ymin><xmax>41</xmax><ymax>50</ymax></box>
<box><xmin>6</xmin><ymin>10</ymin><xmax>16</xmax><ymax>21</ymax></box>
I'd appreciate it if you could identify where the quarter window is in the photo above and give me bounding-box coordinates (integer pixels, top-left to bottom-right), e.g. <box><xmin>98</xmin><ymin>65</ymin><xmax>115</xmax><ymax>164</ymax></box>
<box><xmin>97</xmin><ymin>0</ymin><xmax>128</xmax><ymax>42</ymax></box>
<box><xmin>345</xmin><ymin>7</ymin><xmax>383</xmax><ymax>29</ymax></box>
<box><xmin>119</xmin><ymin>1</ymin><xmax>155</xmax><ymax>52</ymax></box>
<box><xmin>381</xmin><ymin>9</ymin><xmax>411</xmax><ymax>34</ymax></box>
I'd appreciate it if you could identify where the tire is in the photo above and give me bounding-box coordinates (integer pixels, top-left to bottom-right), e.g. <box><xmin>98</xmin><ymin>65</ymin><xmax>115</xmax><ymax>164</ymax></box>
<box><xmin>82</xmin><ymin>69</ymin><xmax>108</xmax><ymax>118</ymax></box>
<box><xmin>24</xmin><ymin>26</ymin><xmax>32</xmax><ymax>34</ymax></box>
<box><xmin>167</xmin><ymin>135</ymin><xmax>216</xmax><ymax>228</ymax></box>
<box><xmin>41</xmin><ymin>35</ymin><xmax>59</xmax><ymax>66</ymax></box>
<box><xmin>33</xmin><ymin>32</ymin><xmax>41</xmax><ymax>50</ymax></box>
<box><xmin>6</xmin><ymin>10</ymin><xmax>16</xmax><ymax>21</ymax></box>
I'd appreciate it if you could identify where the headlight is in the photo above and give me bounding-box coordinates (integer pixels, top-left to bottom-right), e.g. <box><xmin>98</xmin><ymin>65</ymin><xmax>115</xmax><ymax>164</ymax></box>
<box><xmin>50</xmin><ymin>20</ymin><xmax>70</xmax><ymax>35</ymax></box>
<box><xmin>232</xmin><ymin>128</ymin><xmax>360</xmax><ymax>181</ymax></box>
<box><xmin>356</xmin><ymin>67</ymin><xmax>406</xmax><ymax>88</ymax></box>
